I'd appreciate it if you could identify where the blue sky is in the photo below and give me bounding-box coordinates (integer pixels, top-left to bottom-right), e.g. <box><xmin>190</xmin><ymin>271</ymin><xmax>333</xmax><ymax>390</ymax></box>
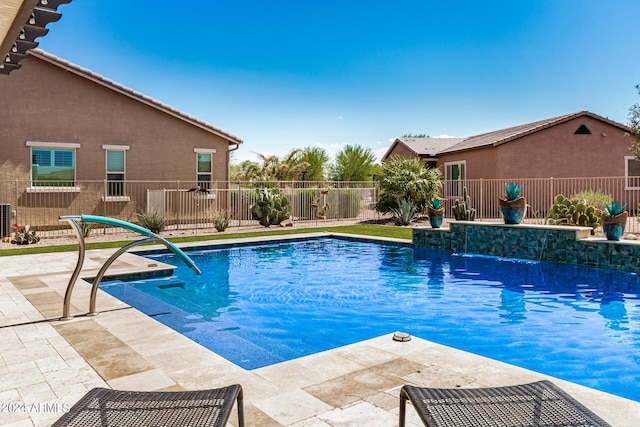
<box><xmin>37</xmin><ymin>1</ymin><xmax>640</xmax><ymax>163</ymax></box>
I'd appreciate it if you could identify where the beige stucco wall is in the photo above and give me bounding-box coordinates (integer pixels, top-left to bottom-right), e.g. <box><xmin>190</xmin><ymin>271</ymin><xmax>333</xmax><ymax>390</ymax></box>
<box><xmin>437</xmin><ymin>116</ymin><xmax>633</xmax><ymax>179</ymax></box>
<box><xmin>0</xmin><ymin>56</ymin><xmax>234</xmax><ymax>183</ymax></box>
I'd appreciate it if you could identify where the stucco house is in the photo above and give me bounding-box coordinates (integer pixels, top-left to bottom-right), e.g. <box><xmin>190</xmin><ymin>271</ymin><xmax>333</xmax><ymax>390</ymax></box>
<box><xmin>384</xmin><ymin>111</ymin><xmax>637</xmax><ymax>182</ymax></box>
<box><xmin>0</xmin><ymin>49</ymin><xmax>243</xmax><ymax>233</ymax></box>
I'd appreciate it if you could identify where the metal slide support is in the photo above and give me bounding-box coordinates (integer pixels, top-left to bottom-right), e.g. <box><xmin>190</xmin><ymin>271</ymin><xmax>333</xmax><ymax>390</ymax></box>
<box><xmin>61</xmin><ymin>218</ymin><xmax>85</xmax><ymax>320</ymax></box>
<box><xmin>88</xmin><ymin>238</ymin><xmax>156</xmax><ymax>316</ymax></box>
<box><xmin>59</xmin><ymin>215</ymin><xmax>200</xmax><ymax>320</ymax></box>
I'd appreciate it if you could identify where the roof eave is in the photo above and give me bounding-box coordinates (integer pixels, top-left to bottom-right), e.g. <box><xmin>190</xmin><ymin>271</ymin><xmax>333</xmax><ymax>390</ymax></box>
<box><xmin>0</xmin><ymin>0</ymin><xmax>40</xmax><ymax>64</ymax></box>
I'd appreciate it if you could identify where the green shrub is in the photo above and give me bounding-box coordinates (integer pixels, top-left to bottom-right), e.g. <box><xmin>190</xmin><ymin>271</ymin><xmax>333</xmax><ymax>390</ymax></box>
<box><xmin>136</xmin><ymin>209</ymin><xmax>166</xmax><ymax>233</ymax></box>
<box><xmin>212</xmin><ymin>210</ymin><xmax>232</xmax><ymax>232</ymax></box>
<box><xmin>570</xmin><ymin>189</ymin><xmax>612</xmax><ymax>212</ymax></box>
<box><xmin>376</xmin><ymin>157</ymin><xmax>442</xmax><ymax>214</ymax></box>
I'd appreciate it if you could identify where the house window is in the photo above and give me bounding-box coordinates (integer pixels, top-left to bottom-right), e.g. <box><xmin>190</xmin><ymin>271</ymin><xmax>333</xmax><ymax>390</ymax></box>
<box><xmin>106</xmin><ymin>150</ymin><xmax>125</xmax><ymax>196</ymax></box>
<box><xmin>28</xmin><ymin>142</ymin><xmax>80</xmax><ymax>188</ymax></box>
<box><xmin>444</xmin><ymin>161</ymin><xmax>466</xmax><ymax>197</ymax></box>
<box><xmin>625</xmin><ymin>156</ymin><xmax>640</xmax><ymax>189</ymax></box>
<box><xmin>195</xmin><ymin>149</ymin><xmax>215</xmax><ymax>190</ymax></box>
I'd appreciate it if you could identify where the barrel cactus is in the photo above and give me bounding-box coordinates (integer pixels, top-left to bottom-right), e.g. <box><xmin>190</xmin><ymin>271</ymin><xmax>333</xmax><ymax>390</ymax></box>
<box><xmin>546</xmin><ymin>194</ymin><xmax>600</xmax><ymax>233</ymax></box>
<box><xmin>251</xmin><ymin>188</ymin><xmax>292</xmax><ymax>227</ymax></box>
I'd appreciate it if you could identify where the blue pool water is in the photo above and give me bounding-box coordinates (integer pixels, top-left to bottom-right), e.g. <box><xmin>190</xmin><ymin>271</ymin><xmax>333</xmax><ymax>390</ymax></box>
<box><xmin>101</xmin><ymin>237</ymin><xmax>640</xmax><ymax>402</ymax></box>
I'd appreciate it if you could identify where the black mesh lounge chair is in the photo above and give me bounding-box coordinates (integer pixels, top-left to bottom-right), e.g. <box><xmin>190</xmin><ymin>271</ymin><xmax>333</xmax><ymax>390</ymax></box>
<box><xmin>51</xmin><ymin>385</ymin><xmax>244</xmax><ymax>427</ymax></box>
<box><xmin>399</xmin><ymin>380</ymin><xmax>611</xmax><ymax>427</ymax></box>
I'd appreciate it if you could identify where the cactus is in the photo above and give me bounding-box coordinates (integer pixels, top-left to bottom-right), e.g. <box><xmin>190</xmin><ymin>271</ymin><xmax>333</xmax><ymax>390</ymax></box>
<box><xmin>504</xmin><ymin>182</ymin><xmax>522</xmax><ymax>201</ymax></box>
<box><xmin>546</xmin><ymin>194</ymin><xmax>600</xmax><ymax>233</ymax></box>
<box><xmin>251</xmin><ymin>188</ymin><xmax>292</xmax><ymax>227</ymax></box>
<box><xmin>453</xmin><ymin>187</ymin><xmax>476</xmax><ymax>221</ymax></box>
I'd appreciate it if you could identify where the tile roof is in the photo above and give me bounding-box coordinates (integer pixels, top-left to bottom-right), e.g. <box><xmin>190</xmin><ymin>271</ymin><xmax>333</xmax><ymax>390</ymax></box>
<box><xmin>28</xmin><ymin>49</ymin><xmax>243</xmax><ymax>144</ymax></box>
<box><xmin>386</xmin><ymin>111</ymin><xmax>630</xmax><ymax>160</ymax></box>
<box><xmin>384</xmin><ymin>137</ymin><xmax>464</xmax><ymax>160</ymax></box>
<box><xmin>438</xmin><ymin>111</ymin><xmax>629</xmax><ymax>155</ymax></box>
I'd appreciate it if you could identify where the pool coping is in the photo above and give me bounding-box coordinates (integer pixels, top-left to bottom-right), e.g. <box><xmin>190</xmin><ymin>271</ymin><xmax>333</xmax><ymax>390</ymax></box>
<box><xmin>1</xmin><ymin>233</ymin><xmax>639</xmax><ymax>426</ymax></box>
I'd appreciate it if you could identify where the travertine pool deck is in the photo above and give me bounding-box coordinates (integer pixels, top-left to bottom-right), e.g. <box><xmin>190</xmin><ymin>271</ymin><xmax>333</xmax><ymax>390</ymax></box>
<box><xmin>1</xmin><ymin>234</ymin><xmax>639</xmax><ymax>426</ymax></box>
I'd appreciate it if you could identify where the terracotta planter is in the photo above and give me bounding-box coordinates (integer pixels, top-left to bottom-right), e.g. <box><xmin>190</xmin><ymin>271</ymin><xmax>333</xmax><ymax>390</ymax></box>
<box><xmin>427</xmin><ymin>207</ymin><xmax>445</xmax><ymax>228</ymax></box>
<box><xmin>601</xmin><ymin>211</ymin><xmax>627</xmax><ymax>241</ymax></box>
<box><xmin>499</xmin><ymin>197</ymin><xmax>527</xmax><ymax>224</ymax></box>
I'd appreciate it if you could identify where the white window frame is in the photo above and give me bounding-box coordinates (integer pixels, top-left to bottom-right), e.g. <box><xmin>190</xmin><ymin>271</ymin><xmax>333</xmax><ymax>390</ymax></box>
<box><xmin>625</xmin><ymin>156</ymin><xmax>640</xmax><ymax>190</ymax></box>
<box><xmin>26</xmin><ymin>141</ymin><xmax>80</xmax><ymax>193</ymax></box>
<box><xmin>444</xmin><ymin>160</ymin><xmax>466</xmax><ymax>198</ymax></box>
<box><xmin>102</xmin><ymin>145</ymin><xmax>130</xmax><ymax>201</ymax></box>
<box><xmin>195</xmin><ymin>148</ymin><xmax>216</xmax><ymax>190</ymax></box>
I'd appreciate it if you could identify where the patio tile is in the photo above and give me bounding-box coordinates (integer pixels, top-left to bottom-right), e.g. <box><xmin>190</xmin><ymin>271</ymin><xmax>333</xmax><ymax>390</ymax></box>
<box><xmin>107</xmin><ymin>368</ymin><xmax>177</xmax><ymax>391</ymax></box>
<box><xmin>254</xmin><ymin>361</ymin><xmax>331</xmax><ymax>391</ymax></box>
<box><xmin>253</xmin><ymin>390</ymin><xmax>333</xmax><ymax>426</ymax></box>
<box><xmin>316</xmin><ymin>401</ymin><xmax>398</xmax><ymax>426</ymax></box>
<box><xmin>303</xmin><ymin>374</ymin><xmax>377</xmax><ymax>408</ymax></box>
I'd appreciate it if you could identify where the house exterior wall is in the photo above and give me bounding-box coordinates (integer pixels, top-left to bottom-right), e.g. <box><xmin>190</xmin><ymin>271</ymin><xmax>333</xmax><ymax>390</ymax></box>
<box><xmin>437</xmin><ymin>116</ymin><xmax>632</xmax><ymax>179</ymax></box>
<box><xmin>0</xmin><ymin>56</ymin><xmax>233</xmax><ymax>184</ymax></box>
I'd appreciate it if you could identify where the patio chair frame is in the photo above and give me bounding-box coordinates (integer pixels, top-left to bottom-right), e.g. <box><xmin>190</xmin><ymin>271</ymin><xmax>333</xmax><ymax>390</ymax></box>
<box><xmin>399</xmin><ymin>380</ymin><xmax>611</xmax><ymax>427</ymax></box>
<box><xmin>52</xmin><ymin>385</ymin><xmax>244</xmax><ymax>427</ymax></box>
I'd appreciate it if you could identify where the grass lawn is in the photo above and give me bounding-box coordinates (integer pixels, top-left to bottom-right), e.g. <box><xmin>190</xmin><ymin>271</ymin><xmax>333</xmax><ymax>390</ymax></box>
<box><xmin>0</xmin><ymin>224</ymin><xmax>412</xmax><ymax>257</ymax></box>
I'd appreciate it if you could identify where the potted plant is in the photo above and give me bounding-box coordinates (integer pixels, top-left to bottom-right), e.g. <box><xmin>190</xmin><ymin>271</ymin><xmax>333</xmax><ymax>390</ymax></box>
<box><xmin>601</xmin><ymin>201</ymin><xmax>627</xmax><ymax>241</ymax></box>
<box><xmin>499</xmin><ymin>182</ymin><xmax>526</xmax><ymax>224</ymax></box>
<box><xmin>427</xmin><ymin>198</ymin><xmax>445</xmax><ymax>228</ymax></box>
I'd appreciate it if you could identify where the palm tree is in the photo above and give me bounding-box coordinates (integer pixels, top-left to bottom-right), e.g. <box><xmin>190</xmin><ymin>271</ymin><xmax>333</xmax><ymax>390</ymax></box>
<box><xmin>230</xmin><ymin>160</ymin><xmax>261</xmax><ymax>181</ymax></box>
<box><xmin>256</xmin><ymin>149</ymin><xmax>309</xmax><ymax>181</ymax></box>
<box><xmin>330</xmin><ymin>144</ymin><xmax>376</xmax><ymax>181</ymax></box>
<box><xmin>301</xmin><ymin>146</ymin><xmax>330</xmax><ymax>182</ymax></box>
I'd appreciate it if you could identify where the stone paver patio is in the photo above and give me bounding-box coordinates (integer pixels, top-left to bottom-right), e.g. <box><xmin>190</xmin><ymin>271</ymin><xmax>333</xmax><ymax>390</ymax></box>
<box><xmin>1</xmin><ymin>234</ymin><xmax>639</xmax><ymax>426</ymax></box>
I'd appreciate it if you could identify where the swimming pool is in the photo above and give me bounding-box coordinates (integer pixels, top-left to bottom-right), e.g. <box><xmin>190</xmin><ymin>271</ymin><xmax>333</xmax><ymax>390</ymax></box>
<box><xmin>101</xmin><ymin>237</ymin><xmax>640</xmax><ymax>402</ymax></box>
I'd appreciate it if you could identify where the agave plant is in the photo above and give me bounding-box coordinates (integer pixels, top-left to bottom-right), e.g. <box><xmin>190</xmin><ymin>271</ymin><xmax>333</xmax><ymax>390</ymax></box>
<box><xmin>504</xmin><ymin>182</ymin><xmax>523</xmax><ymax>201</ymax></box>
<box><xmin>604</xmin><ymin>201</ymin><xmax>626</xmax><ymax>217</ymax></box>
<box><xmin>428</xmin><ymin>198</ymin><xmax>443</xmax><ymax>210</ymax></box>
<box><xmin>390</xmin><ymin>199</ymin><xmax>417</xmax><ymax>226</ymax></box>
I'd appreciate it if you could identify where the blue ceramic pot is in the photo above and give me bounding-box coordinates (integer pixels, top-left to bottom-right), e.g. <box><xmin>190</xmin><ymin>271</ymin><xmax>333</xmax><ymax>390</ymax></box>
<box><xmin>499</xmin><ymin>198</ymin><xmax>527</xmax><ymax>225</ymax></box>
<box><xmin>602</xmin><ymin>212</ymin><xmax>627</xmax><ymax>241</ymax></box>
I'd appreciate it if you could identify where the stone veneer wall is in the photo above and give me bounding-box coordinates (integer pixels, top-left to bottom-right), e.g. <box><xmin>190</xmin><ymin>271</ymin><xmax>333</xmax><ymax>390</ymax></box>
<box><xmin>413</xmin><ymin>222</ymin><xmax>640</xmax><ymax>273</ymax></box>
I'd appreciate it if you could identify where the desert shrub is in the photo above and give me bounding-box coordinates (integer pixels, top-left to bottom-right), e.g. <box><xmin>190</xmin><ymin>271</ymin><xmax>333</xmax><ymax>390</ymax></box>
<box><xmin>136</xmin><ymin>209</ymin><xmax>166</xmax><ymax>233</ymax></box>
<box><xmin>80</xmin><ymin>221</ymin><xmax>92</xmax><ymax>238</ymax></box>
<box><xmin>212</xmin><ymin>210</ymin><xmax>232</xmax><ymax>232</ymax></box>
<box><xmin>390</xmin><ymin>199</ymin><xmax>417</xmax><ymax>225</ymax></box>
<box><xmin>570</xmin><ymin>189</ymin><xmax>612</xmax><ymax>212</ymax></box>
